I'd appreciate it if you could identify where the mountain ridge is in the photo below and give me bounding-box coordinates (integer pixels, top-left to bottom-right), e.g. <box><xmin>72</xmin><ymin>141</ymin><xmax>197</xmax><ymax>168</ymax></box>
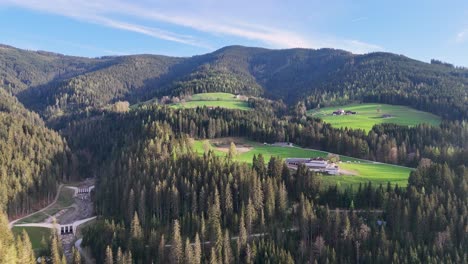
<box><xmin>0</xmin><ymin>43</ymin><xmax>467</xmax><ymax>123</ymax></box>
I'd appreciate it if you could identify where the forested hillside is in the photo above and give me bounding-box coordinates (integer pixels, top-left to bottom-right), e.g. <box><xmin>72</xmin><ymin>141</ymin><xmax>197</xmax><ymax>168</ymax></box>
<box><xmin>0</xmin><ymin>44</ymin><xmax>467</xmax><ymax>263</ymax></box>
<box><xmin>65</xmin><ymin>103</ymin><xmax>466</xmax><ymax>263</ymax></box>
<box><xmin>1</xmin><ymin>44</ymin><xmax>467</xmax><ymax>124</ymax></box>
<box><xmin>0</xmin><ymin>89</ymin><xmax>76</xmax><ymax>218</ymax></box>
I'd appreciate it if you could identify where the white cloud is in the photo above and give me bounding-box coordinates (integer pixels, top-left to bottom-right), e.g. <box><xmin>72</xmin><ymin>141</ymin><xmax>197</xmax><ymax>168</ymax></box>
<box><xmin>0</xmin><ymin>0</ymin><xmax>384</xmax><ymax>53</ymax></box>
<box><xmin>456</xmin><ymin>29</ymin><xmax>467</xmax><ymax>43</ymax></box>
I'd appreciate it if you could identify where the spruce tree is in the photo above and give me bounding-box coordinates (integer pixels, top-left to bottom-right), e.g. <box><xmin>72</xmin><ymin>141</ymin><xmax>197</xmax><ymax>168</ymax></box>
<box><xmin>193</xmin><ymin>233</ymin><xmax>202</xmax><ymax>264</ymax></box>
<box><xmin>72</xmin><ymin>246</ymin><xmax>82</xmax><ymax>264</ymax></box>
<box><xmin>105</xmin><ymin>245</ymin><xmax>114</xmax><ymax>264</ymax></box>
<box><xmin>170</xmin><ymin>220</ymin><xmax>183</xmax><ymax>264</ymax></box>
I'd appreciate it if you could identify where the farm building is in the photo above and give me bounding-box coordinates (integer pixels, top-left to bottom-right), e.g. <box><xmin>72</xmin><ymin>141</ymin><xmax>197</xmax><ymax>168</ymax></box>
<box><xmin>332</xmin><ymin>109</ymin><xmax>356</xmax><ymax>115</ymax></box>
<box><xmin>332</xmin><ymin>109</ymin><xmax>345</xmax><ymax>115</ymax></box>
<box><xmin>286</xmin><ymin>157</ymin><xmax>339</xmax><ymax>175</ymax></box>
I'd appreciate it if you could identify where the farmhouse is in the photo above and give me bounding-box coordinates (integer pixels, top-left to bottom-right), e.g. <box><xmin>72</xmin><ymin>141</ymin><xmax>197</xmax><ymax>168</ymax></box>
<box><xmin>286</xmin><ymin>157</ymin><xmax>339</xmax><ymax>175</ymax></box>
<box><xmin>332</xmin><ymin>109</ymin><xmax>345</xmax><ymax>115</ymax></box>
<box><xmin>332</xmin><ymin>109</ymin><xmax>357</xmax><ymax>115</ymax></box>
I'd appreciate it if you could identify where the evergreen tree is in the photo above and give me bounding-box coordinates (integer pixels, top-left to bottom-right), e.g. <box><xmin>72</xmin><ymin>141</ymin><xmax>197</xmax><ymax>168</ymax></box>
<box><xmin>116</xmin><ymin>247</ymin><xmax>123</xmax><ymax>264</ymax></box>
<box><xmin>222</xmin><ymin>230</ymin><xmax>233</xmax><ymax>264</ymax></box>
<box><xmin>51</xmin><ymin>228</ymin><xmax>63</xmax><ymax>264</ymax></box>
<box><xmin>105</xmin><ymin>245</ymin><xmax>114</xmax><ymax>264</ymax></box>
<box><xmin>210</xmin><ymin>247</ymin><xmax>219</xmax><ymax>264</ymax></box>
<box><xmin>193</xmin><ymin>233</ymin><xmax>202</xmax><ymax>264</ymax></box>
<box><xmin>170</xmin><ymin>220</ymin><xmax>183</xmax><ymax>264</ymax></box>
<box><xmin>17</xmin><ymin>230</ymin><xmax>35</xmax><ymax>264</ymax></box>
<box><xmin>72</xmin><ymin>246</ymin><xmax>82</xmax><ymax>264</ymax></box>
<box><xmin>184</xmin><ymin>238</ymin><xmax>193</xmax><ymax>264</ymax></box>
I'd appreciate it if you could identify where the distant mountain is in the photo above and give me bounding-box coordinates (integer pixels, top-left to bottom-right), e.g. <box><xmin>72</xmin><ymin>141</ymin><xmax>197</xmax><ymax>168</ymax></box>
<box><xmin>0</xmin><ymin>44</ymin><xmax>467</xmax><ymax>122</ymax></box>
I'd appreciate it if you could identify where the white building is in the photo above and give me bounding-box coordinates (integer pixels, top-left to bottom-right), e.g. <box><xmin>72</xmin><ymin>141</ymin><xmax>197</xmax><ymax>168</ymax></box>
<box><xmin>286</xmin><ymin>158</ymin><xmax>339</xmax><ymax>175</ymax></box>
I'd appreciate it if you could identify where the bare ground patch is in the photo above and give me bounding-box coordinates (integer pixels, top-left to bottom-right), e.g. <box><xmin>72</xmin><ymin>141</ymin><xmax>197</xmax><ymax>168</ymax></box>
<box><xmin>210</xmin><ymin>137</ymin><xmax>253</xmax><ymax>154</ymax></box>
<box><xmin>338</xmin><ymin>168</ymin><xmax>359</xmax><ymax>176</ymax></box>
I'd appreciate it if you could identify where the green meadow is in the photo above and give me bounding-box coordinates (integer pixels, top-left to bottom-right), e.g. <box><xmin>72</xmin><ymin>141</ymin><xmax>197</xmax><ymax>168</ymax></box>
<box><xmin>170</xmin><ymin>92</ymin><xmax>251</xmax><ymax>110</ymax></box>
<box><xmin>309</xmin><ymin>103</ymin><xmax>441</xmax><ymax>132</ymax></box>
<box><xmin>17</xmin><ymin>187</ymin><xmax>75</xmax><ymax>224</ymax></box>
<box><xmin>12</xmin><ymin>226</ymin><xmax>51</xmax><ymax>251</ymax></box>
<box><xmin>192</xmin><ymin>138</ymin><xmax>412</xmax><ymax>189</ymax></box>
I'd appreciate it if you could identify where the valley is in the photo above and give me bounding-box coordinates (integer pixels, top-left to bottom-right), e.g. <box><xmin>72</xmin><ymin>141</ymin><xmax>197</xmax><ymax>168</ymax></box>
<box><xmin>0</xmin><ymin>44</ymin><xmax>466</xmax><ymax>264</ymax></box>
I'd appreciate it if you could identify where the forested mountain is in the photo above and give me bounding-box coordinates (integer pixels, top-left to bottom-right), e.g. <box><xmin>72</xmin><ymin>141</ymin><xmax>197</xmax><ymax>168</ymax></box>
<box><xmin>1</xmin><ymin>44</ymin><xmax>467</xmax><ymax>124</ymax></box>
<box><xmin>0</xmin><ymin>44</ymin><xmax>467</xmax><ymax>263</ymax></box>
<box><xmin>68</xmin><ymin>104</ymin><xmax>466</xmax><ymax>263</ymax></box>
<box><xmin>0</xmin><ymin>89</ymin><xmax>75</xmax><ymax>218</ymax></box>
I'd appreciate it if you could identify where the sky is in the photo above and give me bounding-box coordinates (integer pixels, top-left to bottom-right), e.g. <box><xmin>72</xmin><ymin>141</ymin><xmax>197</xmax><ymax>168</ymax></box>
<box><xmin>0</xmin><ymin>0</ymin><xmax>467</xmax><ymax>66</ymax></box>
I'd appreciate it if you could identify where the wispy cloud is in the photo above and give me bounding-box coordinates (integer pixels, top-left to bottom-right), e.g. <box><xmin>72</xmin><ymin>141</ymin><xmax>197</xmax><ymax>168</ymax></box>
<box><xmin>0</xmin><ymin>0</ymin><xmax>383</xmax><ymax>53</ymax></box>
<box><xmin>456</xmin><ymin>29</ymin><xmax>467</xmax><ymax>43</ymax></box>
<box><xmin>1</xmin><ymin>0</ymin><xmax>210</xmax><ymax>48</ymax></box>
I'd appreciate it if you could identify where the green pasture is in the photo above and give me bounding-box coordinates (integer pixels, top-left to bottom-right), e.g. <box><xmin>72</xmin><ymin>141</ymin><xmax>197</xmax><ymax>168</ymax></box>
<box><xmin>170</xmin><ymin>92</ymin><xmax>251</xmax><ymax>110</ymax></box>
<box><xmin>12</xmin><ymin>226</ymin><xmax>52</xmax><ymax>251</ymax></box>
<box><xmin>309</xmin><ymin>103</ymin><xmax>441</xmax><ymax>132</ymax></box>
<box><xmin>192</xmin><ymin>138</ymin><xmax>412</xmax><ymax>189</ymax></box>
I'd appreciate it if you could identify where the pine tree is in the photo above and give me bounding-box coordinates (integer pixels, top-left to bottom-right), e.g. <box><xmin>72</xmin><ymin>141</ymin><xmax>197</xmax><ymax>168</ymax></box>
<box><xmin>224</xmin><ymin>183</ymin><xmax>233</xmax><ymax>222</ymax></box>
<box><xmin>208</xmin><ymin>188</ymin><xmax>223</xmax><ymax>255</ymax></box>
<box><xmin>72</xmin><ymin>246</ymin><xmax>82</xmax><ymax>264</ymax></box>
<box><xmin>184</xmin><ymin>238</ymin><xmax>193</xmax><ymax>264</ymax></box>
<box><xmin>116</xmin><ymin>247</ymin><xmax>123</xmax><ymax>264</ymax></box>
<box><xmin>210</xmin><ymin>247</ymin><xmax>219</xmax><ymax>264</ymax></box>
<box><xmin>17</xmin><ymin>229</ymin><xmax>35</xmax><ymax>264</ymax></box>
<box><xmin>170</xmin><ymin>220</ymin><xmax>183</xmax><ymax>264</ymax></box>
<box><xmin>124</xmin><ymin>250</ymin><xmax>133</xmax><ymax>264</ymax></box>
<box><xmin>51</xmin><ymin>229</ymin><xmax>62</xmax><ymax>264</ymax></box>
<box><xmin>193</xmin><ymin>233</ymin><xmax>202</xmax><ymax>264</ymax></box>
<box><xmin>105</xmin><ymin>245</ymin><xmax>114</xmax><ymax>264</ymax></box>
<box><xmin>228</xmin><ymin>142</ymin><xmax>237</xmax><ymax>158</ymax></box>
<box><xmin>237</xmin><ymin>213</ymin><xmax>247</xmax><ymax>258</ymax></box>
<box><xmin>222</xmin><ymin>230</ymin><xmax>233</xmax><ymax>264</ymax></box>
<box><xmin>130</xmin><ymin>212</ymin><xmax>143</xmax><ymax>240</ymax></box>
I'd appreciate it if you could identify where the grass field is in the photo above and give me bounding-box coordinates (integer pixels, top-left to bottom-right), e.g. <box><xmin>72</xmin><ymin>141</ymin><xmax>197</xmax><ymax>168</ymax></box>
<box><xmin>321</xmin><ymin>163</ymin><xmax>411</xmax><ymax>188</ymax></box>
<box><xmin>170</xmin><ymin>92</ymin><xmax>251</xmax><ymax>110</ymax></box>
<box><xmin>192</xmin><ymin>138</ymin><xmax>412</xmax><ymax>189</ymax></box>
<box><xmin>12</xmin><ymin>226</ymin><xmax>51</xmax><ymax>250</ymax></box>
<box><xmin>17</xmin><ymin>187</ymin><xmax>75</xmax><ymax>224</ymax></box>
<box><xmin>309</xmin><ymin>103</ymin><xmax>441</xmax><ymax>131</ymax></box>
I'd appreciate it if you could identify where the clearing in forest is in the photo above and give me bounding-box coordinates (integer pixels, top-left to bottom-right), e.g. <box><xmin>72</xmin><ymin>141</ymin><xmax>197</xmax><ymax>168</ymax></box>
<box><xmin>12</xmin><ymin>226</ymin><xmax>52</xmax><ymax>252</ymax></box>
<box><xmin>309</xmin><ymin>103</ymin><xmax>441</xmax><ymax>132</ymax></box>
<box><xmin>170</xmin><ymin>92</ymin><xmax>251</xmax><ymax>110</ymax></box>
<box><xmin>192</xmin><ymin>138</ymin><xmax>412</xmax><ymax>189</ymax></box>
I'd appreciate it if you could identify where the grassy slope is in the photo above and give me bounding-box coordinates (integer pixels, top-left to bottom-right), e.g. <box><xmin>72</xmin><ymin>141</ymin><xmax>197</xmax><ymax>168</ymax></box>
<box><xmin>192</xmin><ymin>139</ymin><xmax>412</xmax><ymax>189</ymax></box>
<box><xmin>309</xmin><ymin>103</ymin><xmax>441</xmax><ymax>131</ymax></box>
<box><xmin>322</xmin><ymin>163</ymin><xmax>411</xmax><ymax>188</ymax></box>
<box><xmin>170</xmin><ymin>92</ymin><xmax>251</xmax><ymax>110</ymax></box>
<box><xmin>12</xmin><ymin>226</ymin><xmax>51</xmax><ymax>250</ymax></box>
<box><xmin>17</xmin><ymin>187</ymin><xmax>75</xmax><ymax>224</ymax></box>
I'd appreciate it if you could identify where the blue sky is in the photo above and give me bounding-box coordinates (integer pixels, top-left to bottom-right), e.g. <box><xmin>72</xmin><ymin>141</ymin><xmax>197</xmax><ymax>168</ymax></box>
<box><xmin>0</xmin><ymin>0</ymin><xmax>467</xmax><ymax>66</ymax></box>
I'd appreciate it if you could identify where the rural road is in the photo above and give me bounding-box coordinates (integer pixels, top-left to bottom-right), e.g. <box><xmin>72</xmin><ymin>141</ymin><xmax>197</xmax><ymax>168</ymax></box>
<box><xmin>8</xmin><ymin>184</ymin><xmax>64</xmax><ymax>228</ymax></box>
